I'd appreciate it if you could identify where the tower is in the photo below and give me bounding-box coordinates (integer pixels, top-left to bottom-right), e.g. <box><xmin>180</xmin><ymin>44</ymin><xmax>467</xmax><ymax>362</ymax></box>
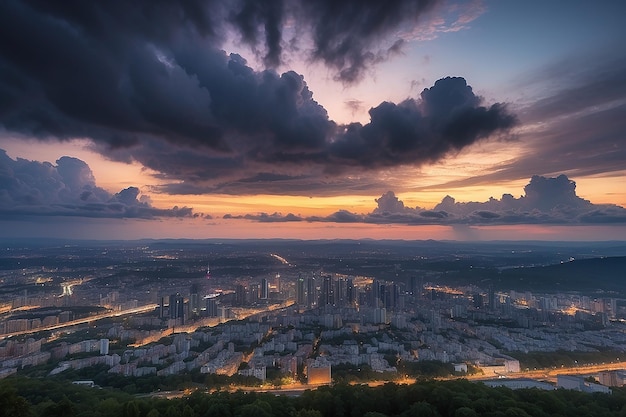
<box><xmin>235</xmin><ymin>284</ymin><xmax>247</xmax><ymax>306</ymax></box>
<box><xmin>260</xmin><ymin>278</ymin><xmax>269</xmax><ymax>300</ymax></box>
<box><xmin>274</xmin><ymin>273</ymin><xmax>281</xmax><ymax>294</ymax></box>
<box><xmin>346</xmin><ymin>278</ymin><xmax>354</xmax><ymax>306</ymax></box>
<box><xmin>296</xmin><ymin>274</ymin><xmax>306</xmax><ymax>305</ymax></box>
<box><xmin>190</xmin><ymin>283</ymin><xmax>200</xmax><ymax>316</ymax></box>
<box><xmin>306</xmin><ymin>275</ymin><xmax>316</xmax><ymax>307</ymax></box>
<box><xmin>320</xmin><ymin>275</ymin><xmax>332</xmax><ymax>306</ymax></box>
<box><xmin>409</xmin><ymin>276</ymin><xmax>417</xmax><ymax>296</ymax></box>
<box><xmin>335</xmin><ymin>278</ymin><xmax>346</xmax><ymax>306</ymax></box>
<box><xmin>169</xmin><ymin>293</ymin><xmax>185</xmax><ymax>324</ymax></box>
<box><xmin>206</xmin><ymin>296</ymin><xmax>218</xmax><ymax>317</ymax></box>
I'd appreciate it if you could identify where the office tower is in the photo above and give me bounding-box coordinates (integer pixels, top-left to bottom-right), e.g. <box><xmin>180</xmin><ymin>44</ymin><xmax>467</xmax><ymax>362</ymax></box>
<box><xmin>189</xmin><ymin>283</ymin><xmax>200</xmax><ymax>315</ymax></box>
<box><xmin>385</xmin><ymin>283</ymin><xmax>398</xmax><ymax>310</ymax></box>
<box><xmin>274</xmin><ymin>273</ymin><xmax>281</xmax><ymax>294</ymax></box>
<box><xmin>260</xmin><ymin>278</ymin><xmax>269</xmax><ymax>300</ymax></box>
<box><xmin>235</xmin><ymin>284</ymin><xmax>247</xmax><ymax>306</ymax></box>
<box><xmin>206</xmin><ymin>297</ymin><xmax>218</xmax><ymax>317</ymax></box>
<box><xmin>473</xmin><ymin>293</ymin><xmax>483</xmax><ymax>309</ymax></box>
<box><xmin>169</xmin><ymin>293</ymin><xmax>185</xmax><ymax>324</ymax></box>
<box><xmin>296</xmin><ymin>275</ymin><xmax>306</xmax><ymax>305</ymax></box>
<box><xmin>335</xmin><ymin>278</ymin><xmax>346</xmax><ymax>306</ymax></box>
<box><xmin>249</xmin><ymin>283</ymin><xmax>260</xmax><ymax>304</ymax></box>
<box><xmin>159</xmin><ymin>296</ymin><xmax>166</xmax><ymax>319</ymax></box>
<box><xmin>306</xmin><ymin>275</ymin><xmax>316</xmax><ymax>307</ymax></box>
<box><xmin>320</xmin><ymin>274</ymin><xmax>332</xmax><ymax>306</ymax></box>
<box><xmin>409</xmin><ymin>276</ymin><xmax>417</xmax><ymax>296</ymax></box>
<box><xmin>370</xmin><ymin>280</ymin><xmax>378</xmax><ymax>307</ymax></box>
<box><xmin>346</xmin><ymin>278</ymin><xmax>354</xmax><ymax>306</ymax></box>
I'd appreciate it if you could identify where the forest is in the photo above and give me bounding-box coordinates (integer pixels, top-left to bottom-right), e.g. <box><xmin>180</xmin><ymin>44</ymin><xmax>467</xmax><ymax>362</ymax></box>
<box><xmin>2</xmin><ymin>376</ymin><xmax>626</xmax><ymax>417</ymax></box>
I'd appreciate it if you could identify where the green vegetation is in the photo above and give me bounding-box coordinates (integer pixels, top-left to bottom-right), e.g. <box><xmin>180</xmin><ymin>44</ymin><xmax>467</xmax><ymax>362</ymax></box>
<box><xmin>3</xmin><ymin>376</ymin><xmax>626</xmax><ymax>417</ymax></box>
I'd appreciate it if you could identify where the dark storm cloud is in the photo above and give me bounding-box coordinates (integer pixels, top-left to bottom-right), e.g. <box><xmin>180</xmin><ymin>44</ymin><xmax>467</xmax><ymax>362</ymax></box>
<box><xmin>328</xmin><ymin>77</ymin><xmax>515</xmax><ymax>169</ymax></box>
<box><xmin>229</xmin><ymin>0</ymin><xmax>439</xmax><ymax>83</ymax></box>
<box><xmin>0</xmin><ymin>150</ymin><xmax>194</xmax><ymax>218</ymax></box>
<box><xmin>226</xmin><ymin>175</ymin><xmax>626</xmax><ymax>225</ymax></box>
<box><xmin>0</xmin><ymin>0</ymin><xmax>510</xmax><ymax>197</ymax></box>
<box><xmin>228</xmin><ymin>0</ymin><xmax>285</xmax><ymax>68</ymax></box>
<box><xmin>430</xmin><ymin>53</ymin><xmax>626</xmax><ymax>190</ymax></box>
<box><xmin>289</xmin><ymin>0</ymin><xmax>437</xmax><ymax>83</ymax></box>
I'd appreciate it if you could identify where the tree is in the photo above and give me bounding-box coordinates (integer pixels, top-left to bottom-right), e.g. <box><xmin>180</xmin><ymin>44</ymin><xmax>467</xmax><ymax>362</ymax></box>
<box><xmin>0</xmin><ymin>385</ymin><xmax>31</xmax><ymax>417</ymax></box>
<box><xmin>453</xmin><ymin>407</ymin><xmax>477</xmax><ymax>417</ymax></box>
<box><xmin>294</xmin><ymin>410</ymin><xmax>323</xmax><ymax>417</ymax></box>
<box><xmin>401</xmin><ymin>402</ymin><xmax>440</xmax><ymax>417</ymax></box>
<box><xmin>42</xmin><ymin>396</ymin><xmax>76</xmax><ymax>417</ymax></box>
<box><xmin>123</xmin><ymin>401</ymin><xmax>141</xmax><ymax>417</ymax></box>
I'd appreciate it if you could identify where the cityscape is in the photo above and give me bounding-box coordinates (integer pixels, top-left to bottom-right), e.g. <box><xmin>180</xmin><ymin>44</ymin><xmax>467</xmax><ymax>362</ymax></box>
<box><xmin>1</xmin><ymin>0</ymin><xmax>626</xmax><ymax>415</ymax></box>
<box><xmin>2</xmin><ymin>240</ymin><xmax>625</xmax><ymax>399</ymax></box>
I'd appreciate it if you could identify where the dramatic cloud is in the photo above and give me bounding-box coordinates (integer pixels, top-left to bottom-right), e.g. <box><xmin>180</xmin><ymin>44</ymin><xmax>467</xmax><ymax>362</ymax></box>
<box><xmin>0</xmin><ymin>150</ymin><xmax>193</xmax><ymax>218</ymax></box>
<box><xmin>0</xmin><ymin>0</ymin><xmax>507</xmax><ymax>197</ymax></box>
<box><xmin>228</xmin><ymin>0</ymin><xmax>483</xmax><ymax>82</ymax></box>
<box><xmin>226</xmin><ymin>175</ymin><xmax>626</xmax><ymax>225</ymax></box>
<box><xmin>427</xmin><ymin>53</ymin><xmax>626</xmax><ymax>191</ymax></box>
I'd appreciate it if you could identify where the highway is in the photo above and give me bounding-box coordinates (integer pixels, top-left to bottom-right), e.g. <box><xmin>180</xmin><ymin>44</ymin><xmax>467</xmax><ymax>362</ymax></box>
<box><xmin>0</xmin><ymin>304</ymin><xmax>158</xmax><ymax>340</ymax></box>
<box><xmin>158</xmin><ymin>361</ymin><xmax>626</xmax><ymax>399</ymax></box>
<box><xmin>473</xmin><ymin>361</ymin><xmax>626</xmax><ymax>382</ymax></box>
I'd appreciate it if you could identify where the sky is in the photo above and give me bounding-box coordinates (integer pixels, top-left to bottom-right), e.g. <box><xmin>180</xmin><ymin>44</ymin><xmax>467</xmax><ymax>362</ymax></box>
<box><xmin>1</xmin><ymin>0</ymin><xmax>625</xmax><ymax>241</ymax></box>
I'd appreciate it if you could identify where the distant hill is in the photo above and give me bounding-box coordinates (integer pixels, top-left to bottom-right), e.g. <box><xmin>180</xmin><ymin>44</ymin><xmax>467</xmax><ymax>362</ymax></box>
<box><xmin>447</xmin><ymin>256</ymin><xmax>626</xmax><ymax>295</ymax></box>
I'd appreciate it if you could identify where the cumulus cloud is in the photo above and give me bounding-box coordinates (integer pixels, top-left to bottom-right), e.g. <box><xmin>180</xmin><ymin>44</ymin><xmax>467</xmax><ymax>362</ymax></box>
<box><xmin>226</xmin><ymin>175</ymin><xmax>626</xmax><ymax>225</ymax></box>
<box><xmin>0</xmin><ymin>150</ymin><xmax>194</xmax><ymax>218</ymax></box>
<box><xmin>0</xmin><ymin>0</ymin><xmax>507</xmax><ymax>197</ymax></box>
<box><xmin>373</xmin><ymin>191</ymin><xmax>409</xmax><ymax>214</ymax></box>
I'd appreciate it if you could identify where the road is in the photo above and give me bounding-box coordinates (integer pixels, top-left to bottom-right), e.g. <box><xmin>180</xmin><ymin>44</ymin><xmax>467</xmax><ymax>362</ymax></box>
<box><xmin>169</xmin><ymin>362</ymin><xmax>626</xmax><ymax>398</ymax></box>
<box><xmin>476</xmin><ymin>361</ymin><xmax>626</xmax><ymax>381</ymax></box>
<box><xmin>0</xmin><ymin>304</ymin><xmax>158</xmax><ymax>339</ymax></box>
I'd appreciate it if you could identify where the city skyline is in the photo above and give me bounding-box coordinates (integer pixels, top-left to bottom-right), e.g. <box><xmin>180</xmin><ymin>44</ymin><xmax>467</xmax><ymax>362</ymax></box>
<box><xmin>1</xmin><ymin>1</ymin><xmax>625</xmax><ymax>240</ymax></box>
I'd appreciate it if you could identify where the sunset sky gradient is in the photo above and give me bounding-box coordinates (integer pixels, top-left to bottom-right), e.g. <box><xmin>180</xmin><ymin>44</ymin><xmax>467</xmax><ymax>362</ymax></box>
<box><xmin>1</xmin><ymin>0</ymin><xmax>625</xmax><ymax>240</ymax></box>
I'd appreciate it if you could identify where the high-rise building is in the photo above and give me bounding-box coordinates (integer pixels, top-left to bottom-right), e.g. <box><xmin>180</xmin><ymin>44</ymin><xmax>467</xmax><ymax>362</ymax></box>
<box><xmin>260</xmin><ymin>278</ymin><xmax>269</xmax><ymax>300</ymax></box>
<box><xmin>296</xmin><ymin>275</ymin><xmax>306</xmax><ymax>305</ymax></box>
<box><xmin>159</xmin><ymin>296</ymin><xmax>166</xmax><ymax>319</ymax></box>
<box><xmin>320</xmin><ymin>275</ymin><xmax>332</xmax><ymax>306</ymax></box>
<box><xmin>346</xmin><ymin>278</ymin><xmax>355</xmax><ymax>306</ymax></box>
<box><xmin>409</xmin><ymin>276</ymin><xmax>417</xmax><ymax>296</ymax></box>
<box><xmin>371</xmin><ymin>280</ymin><xmax>382</xmax><ymax>308</ymax></box>
<box><xmin>235</xmin><ymin>284</ymin><xmax>247</xmax><ymax>306</ymax></box>
<box><xmin>335</xmin><ymin>278</ymin><xmax>345</xmax><ymax>306</ymax></box>
<box><xmin>274</xmin><ymin>273</ymin><xmax>281</xmax><ymax>294</ymax></box>
<box><xmin>206</xmin><ymin>296</ymin><xmax>218</xmax><ymax>317</ymax></box>
<box><xmin>249</xmin><ymin>283</ymin><xmax>260</xmax><ymax>304</ymax></box>
<box><xmin>189</xmin><ymin>283</ymin><xmax>200</xmax><ymax>316</ymax></box>
<box><xmin>385</xmin><ymin>283</ymin><xmax>399</xmax><ymax>310</ymax></box>
<box><xmin>169</xmin><ymin>293</ymin><xmax>185</xmax><ymax>324</ymax></box>
<box><xmin>306</xmin><ymin>275</ymin><xmax>316</xmax><ymax>307</ymax></box>
<box><xmin>473</xmin><ymin>293</ymin><xmax>483</xmax><ymax>309</ymax></box>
